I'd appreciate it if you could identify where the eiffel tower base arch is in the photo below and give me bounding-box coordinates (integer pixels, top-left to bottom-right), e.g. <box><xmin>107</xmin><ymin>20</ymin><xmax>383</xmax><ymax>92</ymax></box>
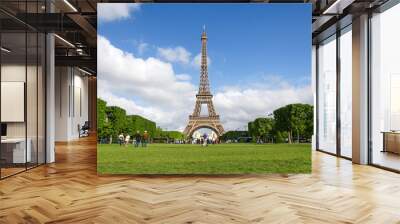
<box><xmin>183</xmin><ymin>117</ymin><xmax>224</xmax><ymax>138</ymax></box>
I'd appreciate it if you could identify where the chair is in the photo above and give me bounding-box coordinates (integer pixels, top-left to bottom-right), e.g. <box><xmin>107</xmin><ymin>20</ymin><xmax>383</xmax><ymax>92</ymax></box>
<box><xmin>79</xmin><ymin>121</ymin><xmax>90</xmax><ymax>138</ymax></box>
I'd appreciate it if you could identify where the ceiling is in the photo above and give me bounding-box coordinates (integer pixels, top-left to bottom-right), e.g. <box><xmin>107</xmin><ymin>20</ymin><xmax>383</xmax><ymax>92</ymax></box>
<box><xmin>1</xmin><ymin>0</ymin><xmax>97</xmax><ymax>74</ymax></box>
<box><xmin>0</xmin><ymin>0</ymin><xmax>393</xmax><ymax>74</ymax></box>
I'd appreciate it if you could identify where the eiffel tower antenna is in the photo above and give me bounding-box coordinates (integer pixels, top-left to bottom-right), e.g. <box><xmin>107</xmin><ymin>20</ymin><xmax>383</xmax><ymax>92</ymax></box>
<box><xmin>199</xmin><ymin>25</ymin><xmax>209</xmax><ymax>95</ymax></box>
<box><xmin>184</xmin><ymin>27</ymin><xmax>224</xmax><ymax>139</ymax></box>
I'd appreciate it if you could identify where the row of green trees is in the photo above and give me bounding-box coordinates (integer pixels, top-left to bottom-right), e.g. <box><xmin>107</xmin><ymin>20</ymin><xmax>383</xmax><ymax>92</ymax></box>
<box><xmin>248</xmin><ymin>103</ymin><xmax>313</xmax><ymax>143</ymax></box>
<box><xmin>98</xmin><ymin>98</ymin><xmax>312</xmax><ymax>144</ymax></box>
<box><xmin>157</xmin><ymin>130</ymin><xmax>185</xmax><ymax>139</ymax></box>
<box><xmin>98</xmin><ymin>98</ymin><xmax>184</xmax><ymax>143</ymax></box>
<box><xmin>153</xmin><ymin>128</ymin><xmax>185</xmax><ymax>143</ymax></box>
<box><xmin>220</xmin><ymin>131</ymin><xmax>250</xmax><ymax>142</ymax></box>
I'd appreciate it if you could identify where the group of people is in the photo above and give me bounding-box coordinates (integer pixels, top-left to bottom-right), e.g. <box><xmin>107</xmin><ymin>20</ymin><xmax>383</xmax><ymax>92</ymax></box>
<box><xmin>118</xmin><ymin>130</ymin><xmax>149</xmax><ymax>148</ymax></box>
<box><xmin>192</xmin><ymin>133</ymin><xmax>219</xmax><ymax>146</ymax></box>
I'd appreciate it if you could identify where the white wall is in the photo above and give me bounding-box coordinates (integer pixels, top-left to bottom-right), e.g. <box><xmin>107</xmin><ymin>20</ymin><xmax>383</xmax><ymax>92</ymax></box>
<box><xmin>1</xmin><ymin>65</ymin><xmax>26</xmax><ymax>135</ymax></box>
<box><xmin>71</xmin><ymin>72</ymin><xmax>89</xmax><ymax>138</ymax></box>
<box><xmin>55</xmin><ymin>67</ymin><xmax>89</xmax><ymax>141</ymax></box>
<box><xmin>1</xmin><ymin>63</ymin><xmax>46</xmax><ymax>164</ymax></box>
<box><xmin>55</xmin><ymin>66</ymin><xmax>69</xmax><ymax>141</ymax></box>
<box><xmin>1</xmin><ymin>65</ymin><xmax>37</xmax><ymax>138</ymax></box>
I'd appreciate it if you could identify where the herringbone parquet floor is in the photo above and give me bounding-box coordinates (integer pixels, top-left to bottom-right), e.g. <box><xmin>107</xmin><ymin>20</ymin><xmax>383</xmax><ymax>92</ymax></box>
<box><xmin>1</xmin><ymin>136</ymin><xmax>400</xmax><ymax>224</ymax></box>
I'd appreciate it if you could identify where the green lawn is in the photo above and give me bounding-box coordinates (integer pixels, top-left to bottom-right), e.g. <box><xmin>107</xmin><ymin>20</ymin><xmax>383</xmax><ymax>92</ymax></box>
<box><xmin>97</xmin><ymin>143</ymin><xmax>311</xmax><ymax>174</ymax></box>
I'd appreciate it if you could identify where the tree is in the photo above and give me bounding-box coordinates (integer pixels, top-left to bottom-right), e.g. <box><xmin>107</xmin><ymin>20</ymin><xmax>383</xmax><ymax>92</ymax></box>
<box><xmin>97</xmin><ymin>98</ymin><xmax>114</xmax><ymax>143</ymax></box>
<box><xmin>248</xmin><ymin>118</ymin><xmax>274</xmax><ymax>143</ymax></box>
<box><xmin>273</xmin><ymin>105</ymin><xmax>291</xmax><ymax>142</ymax></box>
<box><xmin>163</xmin><ymin>131</ymin><xmax>185</xmax><ymax>141</ymax></box>
<box><xmin>257</xmin><ymin>118</ymin><xmax>274</xmax><ymax>143</ymax></box>
<box><xmin>126</xmin><ymin>115</ymin><xmax>157</xmax><ymax>139</ymax></box>
<box><xmin>290</xmin><ymin>104</ymin><xmax>313</xmax><ymax>142</ymax></box>
<box><xmin>248</xmin><ymin>121</ymin><xmax>255</xmax><ymax>141</ymax></box>
<box><xmin>106</xmin><ymin>106</ymin><xmax>127</xmax><ymax>143</ymax></box>
<box><xmin>98</xmin><ymin>99</ymin><xmax>190</xmax><ymax>144</ymax></box>
<box><xmin>97</xmin><ymin>98</ymin><xmax>107</xmax><ymax>140</ymax></box>
<box><xmin>220</xmin><ymin>131</ymin><xmax>249</xmax><ymax>142</ymax></box>
<box><xmin>303</xmin><ymin>105</ymin><xmax>314</xmax><ymax>140</ymax></box>
<box><xmin>154</xmin><ymin>126</ymin><xmax>163</xmax><ymax>137</ymax></box>
<box><xmin>273</xmin><ymin>104</ymin><xmax>313</xmax><ymax>143</ymax></box>
<box><xmin>275</xmin><ymin>131</ymin><xmax>288</xmax><ymax>143</ymax></box>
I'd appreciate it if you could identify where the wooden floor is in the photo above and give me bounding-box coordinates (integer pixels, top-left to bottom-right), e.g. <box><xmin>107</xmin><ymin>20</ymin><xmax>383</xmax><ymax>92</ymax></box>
<box><xmin>1</xmin><ymin>136</ymin><xmax>400</xmax><ymax>223</ymax></box>
<box><xmin>1</xmin><ymin>167</ymin><xmax>26</xmax><ymax>178</ymax></box>
<box><xmin>373</xmin><ymin>151</ymin><xmax>400</xmax><ymax>171</ymax></box>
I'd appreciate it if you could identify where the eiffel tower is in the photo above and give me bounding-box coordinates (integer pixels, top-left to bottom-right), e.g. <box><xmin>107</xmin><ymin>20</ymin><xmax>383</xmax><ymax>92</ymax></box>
<box><xmin>184</xmin><ymin>26</ymin><xmax>224</xmax><ymax>138</ymax></box>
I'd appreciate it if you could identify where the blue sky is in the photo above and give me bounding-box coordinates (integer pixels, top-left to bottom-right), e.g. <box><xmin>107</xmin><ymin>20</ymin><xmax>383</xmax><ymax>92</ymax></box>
<box><xmin>99</xmin><ymin>4</ymin><xmax>311</xmax><ymax>89</ymax></box>
<box><xmin>97</xmin><ymin>3</ymin><xmax>312</xmax><ymax>131</ymax></box>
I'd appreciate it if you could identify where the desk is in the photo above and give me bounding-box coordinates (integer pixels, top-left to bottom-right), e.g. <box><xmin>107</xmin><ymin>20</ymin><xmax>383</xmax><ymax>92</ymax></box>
<box><xmin>1</xmin><ymin>138</ymin><xmax>31</xmax><ymax>164</ymax></box>
<box><xmin>382</xmin><ymin>132</ymin><xmax>400</xmax><ymax>154</ymax></box>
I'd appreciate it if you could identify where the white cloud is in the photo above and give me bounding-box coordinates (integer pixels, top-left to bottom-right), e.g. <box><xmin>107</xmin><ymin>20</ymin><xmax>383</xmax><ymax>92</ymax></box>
<box><xmin>98</xmin><ymin>3</ymin><xmax>140</xmax><ymax>22</ymax></box>
<box><xmin>98</xmin><ymin>36</ymin><xmax>196</xmax><ymax>131</ymax></box>
<box><xmin>213</xmin><ymin>78</ymin><xmax>312</xmax><ymax>131</ymax></box>
<box><xmin>176</xmin><ymin>74</ymin><xmax>192</xmax><ymax>81</ymax></box>
<box><xmin>98</xmin><ymin>35</ymin><xmax>312</xmax><ymax>132</ymax></box>
<box><xmin>192</xmin><ymin>53</ymin><xmax>211</xmax><ymax>67</ymax></box>
<box><xmin>157</xmin><ymin>46</ymin><xmax>191</xmax><ymax>64</ymax></box>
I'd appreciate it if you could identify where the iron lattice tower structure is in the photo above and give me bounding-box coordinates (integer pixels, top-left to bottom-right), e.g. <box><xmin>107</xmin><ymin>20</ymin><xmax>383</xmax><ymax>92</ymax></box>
<box><xmin>184</xmin><ymin>27</ymin><xmax>224</xmax><ymax>138</ymax></box>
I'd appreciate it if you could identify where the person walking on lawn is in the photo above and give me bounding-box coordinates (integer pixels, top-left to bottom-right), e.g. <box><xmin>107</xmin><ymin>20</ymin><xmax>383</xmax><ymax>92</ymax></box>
<box><xmin>142</xmin><ymin>131</ymin><xmax>149</xmax><ymax>147</ymax></box>
<box><xmin>202</xmin><ymin>133</ymin><xmax>208</xmax><ymax>147</ymax></box>
<box><xmin>134</xmin><ymin>131</ymin><xmax>141</xmax><ymax>148</ymax></box>
<box><xmin>124</xmin><ymin>134</ymin><xmax>130</xmax><ymax>147</ymax></box>
<box><xmin>118</xmin><ymin>133</ymin><xmax>124</xmax><ymax>146</ymax></box>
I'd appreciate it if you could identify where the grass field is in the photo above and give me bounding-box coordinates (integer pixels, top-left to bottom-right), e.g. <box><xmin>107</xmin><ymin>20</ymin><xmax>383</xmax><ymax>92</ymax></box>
<box><xmin>97</xmin><ymin>143</ymin><xmax>311</xmax><ymax>174</ymax></box>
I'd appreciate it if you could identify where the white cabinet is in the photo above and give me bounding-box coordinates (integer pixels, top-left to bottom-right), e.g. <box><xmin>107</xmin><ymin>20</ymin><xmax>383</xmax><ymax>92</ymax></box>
<box><xmin>1</xmin><ymin>138</ymin><xmax>32</xmax><ymax>163</ymax></box>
